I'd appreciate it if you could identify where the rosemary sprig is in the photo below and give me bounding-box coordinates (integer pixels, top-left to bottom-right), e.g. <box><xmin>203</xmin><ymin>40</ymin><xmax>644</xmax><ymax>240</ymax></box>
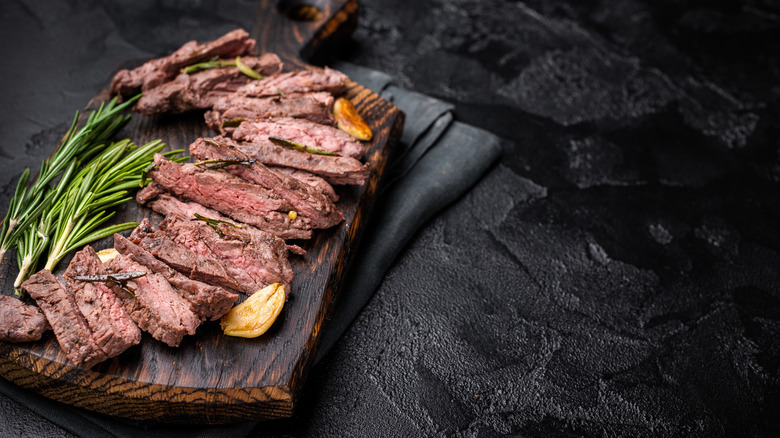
<box><xmin>180</xmin><ymin>56</ymin><xmax>263</xmax><ymax>80</ymax></box>
<box><xmin>68</xmin><ymin>271</ymin><xmax>147</xmax><ymax>296</ymax></box>
<box><xmin>0</xmin><ymin>96</ymin><xmax>140</xmax><ymax>262</ymax></box>
<box><xmin>268</xmin><ymin>137</ymin><xmax>337</xmax><ymax>156</ymax></box>
<box><xmin>220</xmin><ymin>118</ymin><xmax>245</xmax><ymax>129</ymax></box>
<box><xmin>42</xmin><ymin>139</ymin><xmax>173</xmax><ymax>274</ymax></box>
<box><xmin>193</xmin><ymin>213</ymin><xmax>244</xmax><ymax>237</ymax></box>
<box><xmin>193</xmin><ymin>157</ymin><xmax>256</xmax><ymax>170</ymax></box>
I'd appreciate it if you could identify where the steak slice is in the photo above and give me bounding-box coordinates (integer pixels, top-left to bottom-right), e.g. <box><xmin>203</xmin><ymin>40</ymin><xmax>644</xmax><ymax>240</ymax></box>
<box><xmin>232</xmin><ymin>117</ymin><xmax>365</xmax><ymax>159</ymax></box>
<box><xmin>158</xmin><ymin>214</ymin><xmax>294</xmax><ymax>294</ymax></box>
<box><xmin>114</xmin><ymin>234</ymin><xmax>237</xmax><ymax>321</ymax></box>
<box><xmin>149</xmin><ymin>154</ymin><xmax>312</xmax><ymax>239</ymax></box>
<box><xmin>0</xmin><ymin>295</ymin><xmax>49</xmax><ymax>343</ymax></box>
<box><xmin>22</xmin><ymin>270</ymin><xmax>108</xmax><ymax>368</ymax></box>
<box><xmin>190</xmin><ymin>138</ymin><xmax>343</xmax><ymax>229</ymax></box>
<box><xmin>136</xmin><ymin>54</ymin><xmax>283</xmax><ymax>115</ymax></box>
<box><xmin>236</xmin><ymin>67</ymin><xmax>348</xmax><ymax>97</ymax></box>
<box><xmin>129</xmin><ymin>219</ymin><xmax>241</xmax><ymax>291</ymax></box>
<box><xmin>269</xmin><ymin>166</ymin><xmax>339</xmax><ymax>202</ymax></box>
<box><xmin>135</xmin><ymin>188</ymin><xmax>305</xmax><ymax>254</ymax></box>
<box><xmin>110</xmin><ymin>28</ymin><xmax>256</xmax><ymax>98</ymax></box>
<box><xmin>221</xmin><ymin>136</ymin><xmax>369</xmax><ymax>185</ymax></box>
<box><xmin>204</xmin><ymin>92</ymin><xmax>335</xmax><ymax>133</ymax></box>
<box><xmin>64</xmin><ymin>246</ymin><xmax>141</xmax><ymax>358</ymax></box>
<box><xmin>106</xmin><ymin>255</ymin><xmax>200</xmax><ymax>347</ymax></box>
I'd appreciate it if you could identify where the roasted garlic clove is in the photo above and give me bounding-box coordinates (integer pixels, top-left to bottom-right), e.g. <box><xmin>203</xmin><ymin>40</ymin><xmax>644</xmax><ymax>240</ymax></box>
<box><xmin>96</xmin><ymin>248</ymin><xmax>120</xmax><ymax>263</ymax></box>
<box><xmin>334</xmin><ymin>97</ymin><xmax>372</xmax><ymax>141</ymax></box>
<box><xmin>221</xmin><ymin>283</ymin><xmax>285</xmax><ymax>338</ymax></box>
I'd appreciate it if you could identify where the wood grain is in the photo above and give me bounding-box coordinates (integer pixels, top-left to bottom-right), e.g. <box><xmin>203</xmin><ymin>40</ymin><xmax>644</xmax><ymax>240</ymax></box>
<box><xmin>0</xmin><ymin>0</ymin><xmax>403</xmax><ymax>423</ymax></box>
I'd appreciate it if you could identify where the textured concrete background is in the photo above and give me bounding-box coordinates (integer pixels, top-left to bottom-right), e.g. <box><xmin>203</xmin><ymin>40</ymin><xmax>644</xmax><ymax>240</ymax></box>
<box><xmin>1</xmin><ymin>0</ymin><xmax>779</xmax><ymax>437</ymax></box>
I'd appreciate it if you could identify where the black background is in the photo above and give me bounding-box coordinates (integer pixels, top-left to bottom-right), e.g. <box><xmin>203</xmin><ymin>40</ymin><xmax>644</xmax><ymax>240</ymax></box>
<box><xmin>1</xmin><ymin>0</ymin><xmax>779</xmax><ymax>436</ymax></box>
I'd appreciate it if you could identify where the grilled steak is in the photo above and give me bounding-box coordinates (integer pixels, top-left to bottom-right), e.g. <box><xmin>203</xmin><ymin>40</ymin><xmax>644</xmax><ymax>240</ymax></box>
<box><xmin>204</xmin><ymin>92</ymin><xmax>335</xmax><ymax>133</ymax></box>
<box><xmin>269</xmin><ymin>166</ymin><xmax>339</xmax><ymax>202</ymax></box>
<box><xmin>158</xmin><ymin>214</ymin><xmax>294</xmax><ymax>294</ymax></box>
<box><xmin>149</xmin><ymin>154</ymin><xmax>312</xmax><ymax>239</ymax></box>
<box><xmin>129</xmin><ymin>219</ymin><xmax>241</xmax><ymax>291</ymax></box>
<box><xmin>106</xmin><ymin>255</ymin><xmax>200</xmax><ymax>347</ymax></box>
<box><xmin>21</xmin><ymin>270</ymin><xmax>108</xmax><ymax>368</ymax></box>
<box><xmin>114</xmin><ymin>234</ymin><xmax>237</xmax><ymax>321</ymax></box>
<box><xmin>220</xmin><ymin>136</ymin><xmax>369</xmax><ymax>185</ymax></box>
<box><xmin>136</xmin><ymin>54</ymin><xmax>283</xmax><ymax>115</ymax></box>
<box><xmin>0</xmin><ymin>295</ymin><xmax>49</xmax><ymax>343</ymax></box>
<box><xmin>110</xmin><ymin>28</ymin><xmax>256</xmax><ymax>98</ymax></box>
<box><xmin>135</xmin><ymin>188</ymin><xmax>305</xmax><ymax>254</ymax></box>
<box><xmin>236</xmin><ymin>67</ymin><xmax>347</xmax><ymax>97</ymax></box>
<box><xmin>190</xmin><ymin>138</ymin><xmax>343</xmax><ymax>228</ymax></box>
<box><xmin>232</xmin><ymin>117</ymin><xmax>365</xmax><ymax>159</ymax></box>
<box><xmin>64</xmin><ymin>246</ymin><xmax>141</xmax><ymax>358</ymax></box>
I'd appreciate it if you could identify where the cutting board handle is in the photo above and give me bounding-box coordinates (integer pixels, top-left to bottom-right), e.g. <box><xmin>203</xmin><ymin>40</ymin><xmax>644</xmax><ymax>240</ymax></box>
<box><xmin>252</xmin><ymin>0</ymin><xmax>359</xmax><ymax>67</ymax></box>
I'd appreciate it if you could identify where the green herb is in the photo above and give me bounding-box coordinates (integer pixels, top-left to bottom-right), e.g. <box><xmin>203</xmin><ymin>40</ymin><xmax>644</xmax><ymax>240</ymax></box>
<box><xmin>193</xmin><ymin>157</ymin><xmax>256</xmax><ymax>170</ymax></box>
<box><xmin>1</xmin><ymin>96</ymin><xmax>139</xmax><ymax>263</ymax></box>
<box><xmin>180</xmin><ymin>57</ymin><xmax>235</xmax><ymax>74</ymax></box>
<box><xmin>180</xmin><ymin>56</ymin><xmax>263</xmax><ymax>80</ymax></box>
<box><xmin>235</xmin><ymin>56</ymin><xmax>263</xmax><ymax>80</ymax></box>
<box><xmin>193</xmin><ymin>213</ymin><xmax>244</xmax><ymax>237</ymax></box>
<box><xmin>276</xmin><ymin>88</ymin><xmax>286</xmax><ymax>97</ymax></box>
<box><xmin>268</xmin><ymin>137</ymin><xmax>337</xmax><ymax>156</ymax></box>
<box><xmin>220</xmin><ymin>118</ymin><xmax>245</xmax><ymax>129</ymax></box>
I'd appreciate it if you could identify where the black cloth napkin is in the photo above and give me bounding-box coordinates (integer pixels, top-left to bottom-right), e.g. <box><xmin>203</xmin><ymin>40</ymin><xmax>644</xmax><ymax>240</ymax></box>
<box><xmin>0</xmin><ymin>64</ymin><xmax>501</xmax><ymax>437</ymax></box>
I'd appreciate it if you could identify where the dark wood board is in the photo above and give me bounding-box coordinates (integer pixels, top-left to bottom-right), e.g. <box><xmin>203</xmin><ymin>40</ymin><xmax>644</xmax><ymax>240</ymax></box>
<box><xmin>0</xmin><ymin>0</ymin><xmax>403</xmax><ymax>424</ymax></box>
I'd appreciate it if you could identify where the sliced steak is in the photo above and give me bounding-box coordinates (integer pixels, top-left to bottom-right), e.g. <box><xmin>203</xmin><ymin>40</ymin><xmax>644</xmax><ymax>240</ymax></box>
<box><xmin>0</xmin><ymin>295</ymin><xmax>49</xmax><ymax>343</ymax></box>
<box><xmin>190</xmin><ymin>138</ymin><xmax>343</xmax><ymax>228</ymax></box>
<box><xmin>136</xmin><ymin>54</ymin><xmax>283</xmax><ymax>115</ymax></box>
<box><xmin>110</xmin><ymin>28</ymin><xmax>256</xmax><ymax>98</ymax></box>
<box><xmin>236</xmin><ymin>67</ymin><xmax>348</xmax><ymax>98</ymax></box>
<box><xmin>106</xmin><ymin>255</ymin><xmax>200</xmax><ymax>347</ymax></box>
<box><xmin>21</xmin><ymin>270</ymin><xmax>108</xmax><ymax>368</ymax></box>
<box><xmin>158</xmin><ymin>214</ymin><xmax>294</xmax><ymax>294</ymax></box>
<box><xmin>129</xmin><ymin>219</ymin><xmax>241</xmax><ymax>291</ymax></box>
<box><xmin>149</xmin><ymin>154</ymin><xmax>312</xmax><ymax>239</ymax></box>
<box><xmin>269</xmin><ymin>166</ymin><xmax>339</xmax><ymax>202</ymax></box>
<box><xmin>232</xmin><ymin>117</ymin><xmax>365</xmax><ymax>159</ymax></box>
<box><xmin>136</xmin><ymin>188</ymin><xmax>305</xmax><ymax>254</ymax></box>
<box><xmin>114</xmin><ymin>234</ymin><xmax>237</xmax><ymax>321</ymax></box>
<box><xmin>64</xmin><ymin>246</ymin><xmax>141</xmax><ymax>358</ymax></box>
<box><xmin>221</xmin><ymin>136</ymin><xmax>369</xmax><ymax>185</ymax></box>
<box><xmin>204</xmin><ymin>92</ymin><xmax>335</xmax><ymax>133</ymax></box>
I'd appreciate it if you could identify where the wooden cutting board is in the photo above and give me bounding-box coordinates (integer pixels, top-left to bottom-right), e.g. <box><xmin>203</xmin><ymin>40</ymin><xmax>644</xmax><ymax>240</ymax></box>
<box><xmin>0</xmin><ymin>0</ymin><xmax>403</xmax><ymax>424</ymax></box>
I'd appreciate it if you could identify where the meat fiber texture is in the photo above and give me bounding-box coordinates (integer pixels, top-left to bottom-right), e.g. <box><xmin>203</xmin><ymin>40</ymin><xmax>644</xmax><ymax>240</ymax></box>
<box><xmin>21</xmin><ymin>270</ymin><xmax>108</xmax><ymax>368</ymax></box>
<box><xmin>106</xmin><ymin>256</ymin><xmax>200</xmax><ymax>347</ymax></box>
<box><xmin>220</xmin><ymin>135</ymin><xmax>369</xmax><ymax>185</ymax></box>
<box><xmin>230</xmin><ymin>117</ymin><xmax>366</xmax><ymax>159</ymax></box>
<box><xmin>269</xmin><ymin>166</ymin><xmax>339</xmax><ymax>202</ymax></box>
<box><xmin>135</xmin><ymin>187</ymin><xmax>306</xmax><ymax>255</ymax></box>
<box><xmin>63</xmin><ymin>246</ymin><xmax>141</xmax><ymax>358</ymax></box>
<box><xmin>236</xmin><ymin>67</ymin><xmax>348</xmax><ymax>97</ymax></box>
<box><xmin>159</xmin><ymin>214</ymin><xmax>295</xmax><ymax>295</ymax></box>
<box><xmin>113</xmin><ymin>234</ymin><xmax>237</xmax><ymax>321</ymax></box>
<box><xmin>190</xmin><ymin>137</ymin><xmax>343</xmax><ymax>228</ymax></box>
<box><xmin>136</xmin><ymin>53</ymin><xmax>283</xmax><ymax>115</ymax></box>
<box><xmin>129</xmin><ymin>219</ymin><xmax>241</xmax><ymax>291</ymax></box>
<box><xmin>0</xmin><ymin>295</ymin><xmax>49</xmax><ymax>343</ymax></box>
<box><xmin>110</xmin><ymin>28</ymin><xmax>256</xmax><ymax>98</ymax></box>
<box><xmin>204</xmin><ymin>92</ymin><xmax>336</xmax><ymax>133</ymax></box>
<box><xmin>149</xmin><ymin>154</ymin><xmax>313</xmax><ymax>240</ymax></box>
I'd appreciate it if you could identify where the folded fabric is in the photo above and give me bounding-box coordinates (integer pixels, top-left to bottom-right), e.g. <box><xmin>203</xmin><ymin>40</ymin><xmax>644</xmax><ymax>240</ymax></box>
<box><xmin>0</xmin><ymin>63</ymin><xmax>502</xmax><ymax>437</ymax></box>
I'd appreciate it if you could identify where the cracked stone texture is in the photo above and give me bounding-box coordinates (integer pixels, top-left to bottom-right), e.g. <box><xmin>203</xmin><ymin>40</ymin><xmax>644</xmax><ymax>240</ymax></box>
<box><xmin>1</xmin><ymin>0</ymin><xmax>779</xmax><ymax>437</ymax></box>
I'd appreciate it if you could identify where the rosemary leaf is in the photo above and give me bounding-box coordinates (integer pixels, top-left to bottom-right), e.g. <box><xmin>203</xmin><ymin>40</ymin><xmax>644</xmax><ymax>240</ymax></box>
<box><xmin>268</xmin><ymin>136</ymin><xmax>338</xmax><ymax>156</ymax></box>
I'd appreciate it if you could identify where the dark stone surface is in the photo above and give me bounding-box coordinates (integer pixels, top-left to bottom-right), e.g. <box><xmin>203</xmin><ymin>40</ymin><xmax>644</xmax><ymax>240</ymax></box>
<box><xmin>1</xmin><ymin>0</ymin><xmax>779</xmax><ymax>437</ymax></box>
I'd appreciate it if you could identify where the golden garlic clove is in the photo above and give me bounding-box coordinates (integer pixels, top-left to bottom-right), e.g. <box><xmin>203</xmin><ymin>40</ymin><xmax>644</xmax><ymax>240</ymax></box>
<box><xmin>221</xmin><ymin>283</ymin><xmax>285</xmax><ymax>338</ymax></box>
<box><xmin>334</xmin><ymin>97</ymin><xmax>372</xmax><ymax>141</ymax></box>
